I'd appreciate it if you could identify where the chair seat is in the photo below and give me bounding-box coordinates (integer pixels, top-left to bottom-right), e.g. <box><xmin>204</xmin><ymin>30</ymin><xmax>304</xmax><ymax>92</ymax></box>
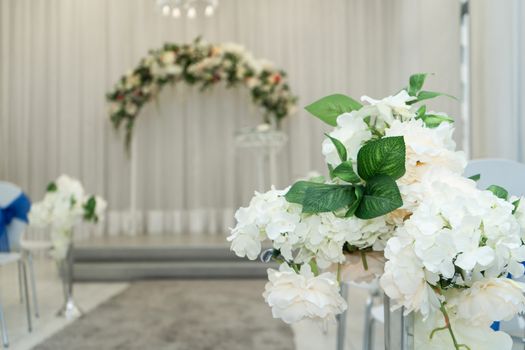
<box><xmin>20</xmin><ymin>240</ymin><xmax>53</xmax><ymax>251</ymax></box>
<box><xmin>0</xmin><ymin>252</ymin><xmax>21</xmax><ymax>265</ymax></box>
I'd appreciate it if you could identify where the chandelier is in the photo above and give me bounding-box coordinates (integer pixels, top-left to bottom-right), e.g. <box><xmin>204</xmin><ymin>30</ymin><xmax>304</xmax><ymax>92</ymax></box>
<box><xmin>156</xmin><ymin>0</ymin><xmax>219</xmax><ymax>19</ymax></box>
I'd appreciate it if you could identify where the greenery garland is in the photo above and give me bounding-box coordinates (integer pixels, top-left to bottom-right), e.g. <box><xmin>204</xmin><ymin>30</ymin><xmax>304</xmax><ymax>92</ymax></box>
<box><xmin>107</xmin><ymin>38</ymin><xmax>297</xmax><ymax>149</ymax></box>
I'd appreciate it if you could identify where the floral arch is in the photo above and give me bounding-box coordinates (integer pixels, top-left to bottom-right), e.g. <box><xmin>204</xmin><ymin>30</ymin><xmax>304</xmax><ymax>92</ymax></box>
<box><xmin>106</xmin><ymin>38</ymin><xmax>297</xmax><ymax>148</ymax></box>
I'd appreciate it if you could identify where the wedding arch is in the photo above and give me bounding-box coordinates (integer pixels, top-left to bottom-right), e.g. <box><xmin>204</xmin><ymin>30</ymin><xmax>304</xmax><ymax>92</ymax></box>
<box><xmin>106</xmin><ymin>38</ymin><xmax>297</xmax><ymax>148</ymax></box>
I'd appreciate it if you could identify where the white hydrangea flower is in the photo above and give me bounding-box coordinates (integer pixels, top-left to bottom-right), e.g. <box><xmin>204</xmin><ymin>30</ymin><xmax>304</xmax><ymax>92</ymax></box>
<box><xmin>447</xmin><ymin>278</ymin><xmax>525</xmax><ymax>326</ymax></box>
<box><xmin>382</xmin><ymin>170</ymin><xmax>525</xmax><ymax>323</ymax></box>
<box><xmin>263</xmin><ymin>263</ymin><xmax>347</xmax><ymax>324</ymax></box>
<box><xmin>227</xmin><ymin>187</ymin><xmax>302</xmax><ymax>261</ymax></box>
<box><xmin>93</xmin><ymin>195</ymin><xmax>108</xmax><ymax>221</ymax></box>
<box><xmin>380</xmin><ymin>233</ymin><xmax>443</xmax><ymax>318</ymax></box>
<box><xmin>28</xmin><ymin>201</ymin><xmax>52</xmax><ymax>228</ymax></box>
<box><xmin>510</xmin><ymin>195</ymin><xmax>525</xmax><ymax>239</ymax></box>
<box><xmin>322</xmin><ymin>112</ymin><xmax>372</xmax><ymax>166</ymax></box>
<box><xmin>29</xmin><ymin>175</ymin><xmax>106</xmax><ymax>261</ymax></box>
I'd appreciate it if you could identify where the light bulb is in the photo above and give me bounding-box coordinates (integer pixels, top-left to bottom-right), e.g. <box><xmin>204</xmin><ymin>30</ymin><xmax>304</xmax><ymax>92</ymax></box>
<box><xmin>187</xmin><ymin>6</ymin><xmax>196</xmax><ymax>19</ymax></box>
<box><xmin>204</xmin><ymin>4</ymin><xmax>214</xmax><ymax>17</ymax></box>
<box><xmin>172</xmin><ymin>7</ymin><xmax>181</xmax><ymax>18</ymax></box>
<box><xmin>161</xmin><ymin>5</ymin><xmax>171</xmax><ymax>16</ymax></box>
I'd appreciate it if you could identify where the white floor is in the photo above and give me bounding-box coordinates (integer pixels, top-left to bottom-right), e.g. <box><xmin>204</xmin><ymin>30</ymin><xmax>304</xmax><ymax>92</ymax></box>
<box><xmin>0</xmin><ymin>256</ymin><xmax>380</xmax><ymax>350</ymax></box>
<box><xmin>0</xmin><ymin>257</ymin><xmax>127</xmax><ymax>350</ymax></box>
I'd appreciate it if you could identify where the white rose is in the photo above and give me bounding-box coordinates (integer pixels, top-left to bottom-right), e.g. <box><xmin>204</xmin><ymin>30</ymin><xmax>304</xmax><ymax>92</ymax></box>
<box><xmin>361</xmin><ymin>90</ymin><xmax>416</xmax><ymax>126</ymax></box>
<box><xmin>160</xmin><ymin>51</ymin><xmax>175</xmax><ymax>65</ymax></box>
<box><xmin>124</xmin><ymin>74</ymin><xmax>141</xmax><ymax>90</ymax></box>
<box><xmin>385</xmin><ymin>119</ymin><xmax>466</xmax><ymax>187</ymax></box>
<box><xmin>322</xmin><ymin>112</ymin><xmax>372</xmax><ymax>166</ymax></box>
<box><xmin>125</xmin><ymin>102</ymin><xmax>138</xmax><ymax>116</ymax></box>
<box><xmin>447</xmin><ymin>278</ymin><xmax>525</xmax><ymax>325</ymax></box>
<box><xmin>263</xmin><ymin>264</ymin><xmax>347</xmax><ymax>324</ymax></box>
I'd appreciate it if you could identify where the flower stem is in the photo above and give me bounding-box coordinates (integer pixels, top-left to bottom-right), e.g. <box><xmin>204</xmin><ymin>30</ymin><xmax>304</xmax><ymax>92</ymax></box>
<box><xmin>360</xmin><ymin>251</ymin><xmax>369</xmax><ymax>271</ymax></box>
<box><xmin>337</xmin><ymin>263</ymin><xmax>342</xmax><ymax>284</ymax></box>
<box><xmin>309</xmin><ymin>260</ymin><xmax>319</xmax><ymax>276</ymax></box>
<box><xmin>437</xmin><ymin>302</ymin><xmax>471</xmax><ymax>350</ymax></box>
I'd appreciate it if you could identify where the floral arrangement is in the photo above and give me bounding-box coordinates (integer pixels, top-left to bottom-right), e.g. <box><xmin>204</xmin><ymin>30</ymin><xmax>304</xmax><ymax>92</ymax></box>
<box><xmin>228</xmin><ymin>74</ymin><xmax>525</xmax><ymax>349</ymax></box>
<box><xmin>29</xmin><ymin>175</ymin><xmax>107</xmax><ymax>260</ymax></box>
<box><xmin>107</xmin><ymin>38</ymin><xmax>297</xmax><ymax>148</ymax></box>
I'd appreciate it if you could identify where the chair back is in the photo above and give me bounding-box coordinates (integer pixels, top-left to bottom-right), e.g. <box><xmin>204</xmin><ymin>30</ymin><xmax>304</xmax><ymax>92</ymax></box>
<box><xmin>464</xmin><ymin>158</ymin><xmax>525</xmax><ymax>196</ymax></box>
<box><xmin>0</xmin><ymin>181</ymin><xmax>29</xmax><ymax>252</ymax></box>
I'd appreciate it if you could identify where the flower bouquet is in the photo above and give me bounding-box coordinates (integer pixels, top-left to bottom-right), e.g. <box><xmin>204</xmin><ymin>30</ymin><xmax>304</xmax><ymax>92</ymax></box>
<box><xmin>29</xmin><ymin>174</ymin><xmax>107</xmax><ymax>318</ymax></box>
<box><xmin>228</xmin><ymin>74</ymin><xmax>525</xmax><ymax>349</ymax></box>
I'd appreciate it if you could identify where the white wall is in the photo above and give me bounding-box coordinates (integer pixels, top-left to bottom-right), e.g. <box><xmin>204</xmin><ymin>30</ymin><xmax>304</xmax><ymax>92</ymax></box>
<box><xmin>0</xmin><ymin>0</ymin><xmax>462</xmax><ymax>235</ymax></box>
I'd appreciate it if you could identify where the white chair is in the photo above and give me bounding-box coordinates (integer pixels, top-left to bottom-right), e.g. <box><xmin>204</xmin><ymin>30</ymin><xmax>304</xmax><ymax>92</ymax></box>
<box><xmin>464</xmin><ymin>158</ymin><xmax>525</xmax><ymax>196</ymax></box>
<box><xmin>0</xmin><ymin>182</ymin><xmax>37</xmax><ymax>348</ymax></box>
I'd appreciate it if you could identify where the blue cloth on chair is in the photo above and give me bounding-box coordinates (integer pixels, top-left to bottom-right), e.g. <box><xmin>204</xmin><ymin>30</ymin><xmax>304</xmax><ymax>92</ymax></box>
<box><xmin>0</xmin><ymin>193</ymin><xmax>31</xmax><ymax>252</ymax></box>
<box><xmin>491</xmin><ymin>321</ymin><xmax>500</xmax><ymax>331</ymax></box>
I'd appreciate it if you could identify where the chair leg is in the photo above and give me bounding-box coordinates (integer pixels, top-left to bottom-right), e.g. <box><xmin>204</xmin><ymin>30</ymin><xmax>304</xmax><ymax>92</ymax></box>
<box><xmin>21</xmin><ymin>261</ymin><xmax>32</xmax><ymax>333</ymax></box>
<box><xmin>27</xmin><ymin>253</ymin><xmax>39</xmax><ymax>318</ymax></box>
<box><xmin>17</xmin><ymin>261</ymin><xmax>23</xmax><ymax>304</ymax></box>
<box><xmin>0</xmin><ymin>298</ymin><xmax>9</xmax><ymax>348</ymax></box>
<box><xmin>363</xmin><ymin>295</ymin><xmax>374</xmax><ymax>350</ymax></box>
<box><xmin>336</xmin><ymin>282</ymin><xmax>349</xmax><ymax>350</ymax></box>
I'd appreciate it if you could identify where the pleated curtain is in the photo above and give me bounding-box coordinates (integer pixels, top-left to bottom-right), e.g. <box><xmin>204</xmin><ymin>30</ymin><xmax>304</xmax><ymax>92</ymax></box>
<box><xmin>0</xmin><ymin>0</ymin><xmax>483</xmax><ymax>236</ymax></box>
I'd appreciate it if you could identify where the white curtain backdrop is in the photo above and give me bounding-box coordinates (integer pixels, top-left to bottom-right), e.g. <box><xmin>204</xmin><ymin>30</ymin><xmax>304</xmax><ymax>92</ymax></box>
<box><xmin>0</xmin><ymin>0</ymin><xmax>463</xmax><ymax>237</ymax></box>
<box><xmin>470</xmin><ymin>0</ymin><xmax>525</xmax><ymax>161</ymax></box>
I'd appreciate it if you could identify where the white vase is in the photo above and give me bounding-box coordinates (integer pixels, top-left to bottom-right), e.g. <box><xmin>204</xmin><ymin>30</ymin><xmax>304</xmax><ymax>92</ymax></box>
<box><xmin>56</xmin><ymin>241</ymin><xmax>82</xmax><ymax>319</ymax></box>
<box><xmin>384</xmin><ymin>295</ymin><xmax>415</xmax><ymax>350</ymax></box>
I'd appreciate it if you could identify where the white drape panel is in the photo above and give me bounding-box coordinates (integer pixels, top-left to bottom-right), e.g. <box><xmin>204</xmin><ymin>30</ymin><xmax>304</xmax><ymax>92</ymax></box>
<box><xmin>470</xmin><ymin>0</ymin><xmax>525</xmax><ymax>161</ymax></box>
<box><xmin>0</xmin><ymin>0</ymin><xmax>462</xmax><ymax>236</ymax></box>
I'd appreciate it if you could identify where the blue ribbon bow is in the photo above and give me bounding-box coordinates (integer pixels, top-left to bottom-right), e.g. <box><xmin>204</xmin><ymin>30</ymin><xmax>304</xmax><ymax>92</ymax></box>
<box><xmin>0</xmin><ymin>193</ymin><xmax>31</xmax><ymax>252</ymax></box>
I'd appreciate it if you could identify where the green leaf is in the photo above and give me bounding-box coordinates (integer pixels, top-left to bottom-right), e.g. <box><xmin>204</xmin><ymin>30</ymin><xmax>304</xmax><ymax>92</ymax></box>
<box><xmin>285</xmin><ymin>181</ymin><xmax>328</xmax><ymax>205</ymax></box>
<box><xmin>416</xmin><ymin>105</ymin><xmax>426</xmax><ymax>119</ymax></box>
<box><xmin>486</xmin><ymin>185</ymin><xmax>509</xmax><ymax>200</ymax></box>
<box><xmin>332</xmin><ymin>160</ymin><xmax>361</xmax><ymax>183</ymax></box>
<box><xmin>46</xmin><ymin>182</ymin><xmax>57</xmax><ymax>192</ymax></box>
<box><xmin>327</xmin><ymin>164</ymin><xmax>335</xmax><ymax>180</ymax></box>
<box><xmin>413</xmin><ymin>90</ymin><xmax>458</xmax><ymax>103</ymax></box>
<box><xmin>417</xmin><ymin>114</ymin><xmax>454</xmax><ymax>128</ymax></box>
<box><xmin>468</xmin><ymin>174</ymin><xmax>481</xmax><ymax>181</ymax></box>
<box><xmin>513</xmin><ymin>199</ymin><xmax>521</xmax><ymax>214</ymax></box>
<box><xmin>305</xmin><ymin>94</ymin><xmax>363</xmax><ymax>126</ymax></box>
<box><xmin>302</xmin><ymin>184</ymin><xmax>357</xmax><ymax>213</ymax></box>
<box><xmin>345</xmin><ymin>186</ymin><xmax>364</xmax><ymax>217</ymax></box>
<box><xmin>357</xmin><ymin>136</ymin><xmax>406</xmax><ymax>180</ymax></box>
<box><xmin>83</xmin><ymin>195</ymin><xmax>97</xmax><ymax>221</ymax></box>
<box><xmin>355</xmin><ymin>175</ymin><xmax>403</xmax><ymax>219</ymax></box>
<box><xmin>309</xmin><ymin>175</ymin><xmax>326</xmax><ymax>183</ymax></box>
<box><xmin>325</xmin><ymin>134</ymin><xmax>347</xmax><ymax>162</ymax></box>
<box><xmin>408</xmin><ymin>73</ymin><xmax>428</xmax><ymax>96</ymax></box>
